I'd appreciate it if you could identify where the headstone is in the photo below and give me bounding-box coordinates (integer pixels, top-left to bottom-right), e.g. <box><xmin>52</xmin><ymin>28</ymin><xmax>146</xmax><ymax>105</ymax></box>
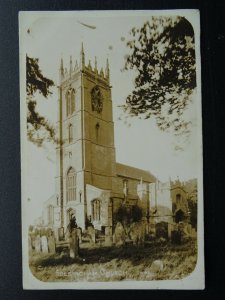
<box><xmin>69</xmin><ymin>228</ymin><xmax>79</xmax><ymax>258</ymax></box>
<box><xmin>191</xmin><ymin>227</ymin><xmax>197</xmax><ymax>237</ymax></box>
<box><xmin>30</xmin><ymin>234</ymin><xmax>36</xmax><ymax>250</ymax></box>
<box><xmin>48</xmin><ymin>235</ymin><xmax>56</xmax><ymax>254</ymax></box>
<box><xmin>28</xmin><ymin>235</ymin><xmax>32</xmax><ymax>252</ymax></box>
<box><xmin>77</xmin><ymin>227</ymin><xmax>82</xmax><ymax>244</ymax></box>
<box><xmin>65</xmin><ymin>227</ymin><xmax>70</xmax><ymax>241</ymax></box>
<box><xmin>41</xmin><ymin>235</ymin><xmax>48</xmax><ymax>253</ymax></box>
<box><xmin>187</xmin><ymin>224</ymin><xmax>192</xmax><ymax>235</ymax></box>
<box><xmin>149</xmin><ymin>222</ymin><xmax>156</xmax><ymax>236</ymax></box>
<box><xmin>113</xmin><ymin>222</ymin><xmax>126</xmax><ymax>246</ymax></box>
<box><xmin>87</xmin><ymin>226</ymin><xmax>96</xmax><ymax>244</ymax></box>
<box><xmin>155</xmin><ymin>221</ymin><xmax>168</xmax><ymax>239</ymax></box>
<box><xmin>168</xmin><ymin>223</ymin><xmax>172</xmax><ymax>239</ymax></box>
<box><xmin>34</xmin><ymin>235</ymin><xmax>41</xmax><ymax>253</ymax></box>
<box><xmin>151</xmin><ymin>260</ymin><xmax>163</xmax><ymax>273</ymax></box>
<box><xmin>58</xmin><ymin>227</ymin><xmax>64</xmax><ymax>241</ymax></box>
<box><xmin>105</xmin><ymin>226</ymin><xmax>113</xmax><ymax>246</ymax></box>
<box><xmin>129</xmin><ymin>221</ymin><xmax>145</xmax><ymax>246</ymax></box>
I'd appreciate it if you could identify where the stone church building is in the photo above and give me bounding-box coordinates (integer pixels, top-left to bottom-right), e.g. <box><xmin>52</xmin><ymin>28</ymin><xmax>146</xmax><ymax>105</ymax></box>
<box><xmin>40</xmin><ymin>45</ymin><xmax>188</xmax><ymax>238</ymax></box>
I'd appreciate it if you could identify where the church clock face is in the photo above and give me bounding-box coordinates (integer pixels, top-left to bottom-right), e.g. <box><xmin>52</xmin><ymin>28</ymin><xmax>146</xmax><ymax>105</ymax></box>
<box><xmin>91</xmin><ymin>85</ymin><xmax>103</xmax><ymax>113</ymax></box>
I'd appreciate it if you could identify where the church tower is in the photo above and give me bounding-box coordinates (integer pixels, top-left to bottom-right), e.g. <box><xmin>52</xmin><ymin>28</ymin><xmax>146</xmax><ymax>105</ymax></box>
<box><xmin>55</xmin><ymin>44</ymin><xmax>116</xmax><ymax>231</ymax></box>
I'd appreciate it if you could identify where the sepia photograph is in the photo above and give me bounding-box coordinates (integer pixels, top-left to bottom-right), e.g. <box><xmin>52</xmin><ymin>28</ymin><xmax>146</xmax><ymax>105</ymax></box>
<box><xmin>19</xmin><ymin>10</ymin><xmax>204</xmax><ymax>289</ymax></box>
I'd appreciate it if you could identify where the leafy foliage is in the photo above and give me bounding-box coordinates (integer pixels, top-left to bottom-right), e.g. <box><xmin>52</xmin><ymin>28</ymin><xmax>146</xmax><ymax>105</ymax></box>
<box><xmin>114</xmin><ymin>204</ymin><xmax>142</xmax><ymax>224</ymax></box>
<box><xmin>187</xmin><ymin>199</ymin><xmax>197</xmax><ymax>229</ymax></box>
<box><xmin>122</xmin><ymin>16</ymin><xmax>196</xmax><ymax>135</ymax></box>
<box><xmin>185</xmin><ymin>179</ymin><xmax>197</xmax><ymax>229</ymax></box>
<box><xmin>26</xmin><ymin>55</ymin><xmax>55</xmax><ymax>146</ymax></box>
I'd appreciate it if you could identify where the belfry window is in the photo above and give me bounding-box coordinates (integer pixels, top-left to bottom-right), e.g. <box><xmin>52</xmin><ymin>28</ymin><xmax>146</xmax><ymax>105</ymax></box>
<box><xmin>68</xmin><ymin>124</ymin><xmax>73</xmax><ymax>143</ymax></box>
<box><xmin>71</xmin><ymin>89</ymin><xmax>75</xmax><ymax>113</ymax></box>
<box><xmin>92</xmin><ymin>199</ymin><xmax>101</xmax><ymax>221</ymax></box>
<box><xmin>66</xmin><ymin>167</ymin><xmax>76</xmax><ymax>202</ymax></box>
<box><xmin>66</xmin><ymin>88</ymin><xmax>76</xmax><ymax>116</ymax></box>
<box><xmin>176</xmin><ymin>194</ymin><xmax>181</xmax><ymax>204</ymax></box>
<box><xmin>66</xmin><ymin>90</ymin><xmax>70</xmax><ymax>116</ymax></box>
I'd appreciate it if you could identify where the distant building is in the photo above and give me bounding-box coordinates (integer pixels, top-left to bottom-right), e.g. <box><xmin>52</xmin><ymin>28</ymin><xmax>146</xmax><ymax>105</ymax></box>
<box><xmin>149</xmin><ymin>179</ymin><xmax>189</xmax><ymax>225</ymax></box>
<box><xmin>149</xmin><ymin>181</ymin><xmax>173</xmax><ymax>224</ymax></box>
<box><xmin>171</xmin><ymin>179</ymin><xmax>189</xmax><ymax>223</ymax></box>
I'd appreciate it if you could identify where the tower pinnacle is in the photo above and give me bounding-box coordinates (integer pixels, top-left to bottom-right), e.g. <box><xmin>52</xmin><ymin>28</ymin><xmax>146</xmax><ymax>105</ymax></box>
<box><xmin>94</xmin><ymin>56</ymin><xmax>97</xmax><ymax>72</ymax></box>
<box><xmin>80</xmin><ymin>42</ymin><xmax>85</xmax><ymax>69</ymax></box>
<box><xmin>59</xmin><ymin>57</ymin><xmax>64</xmax><ymax>82</ymax></box>
<box><xmin>69</xmin><ymin>55</ymin><xmax>72</xmax><ymax>77</ymax></box>
<box><xmin>105</xmin><ymin>58</ymin><xmax>110</xmax><ymax>80</ymax></box>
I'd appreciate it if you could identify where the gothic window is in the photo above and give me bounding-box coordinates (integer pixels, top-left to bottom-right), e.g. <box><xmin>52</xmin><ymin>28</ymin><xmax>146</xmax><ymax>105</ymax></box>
<box><xmin>66</xmin><ymin>88</ymin><xmax>76</xmax><ymax>116</ymax></box>
<box><xmin>66</xmin><ymin>90</ymin><xmax>71</xmax><ymax>116</ymax></box>
<box><xmin>66</xmin><ymin>167</ymin><xmax>76</xmax><ymax>202</ymax></box>
<box><xmin>91</xmin><ymin>85</ymin><xmax>103</xmax><ymax>113</ymax></box>
<box><xmin>92</xmin><ymin>199</ymin><xmax>101</xmax><ymax>221</ymax></box>
<box><xmin>176</xmin><ymin>194</ymin><xmax>181</xmax><ymax>204</ymax></box>
<box><xmin>68</xmin><ymin>124</ymin><xmax>73</xmax><ymax>143</ymax></box>
<box><xmin>71</xmin><ymin>89</ymin><xmax>75</xmax><ymax>114</ymax></box>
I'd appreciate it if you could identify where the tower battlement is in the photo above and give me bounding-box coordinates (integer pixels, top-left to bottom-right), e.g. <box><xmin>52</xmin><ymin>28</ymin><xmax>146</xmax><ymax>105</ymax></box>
<box><xmin>59</xmin><ymin>43</ymin><xmax>110</xmax><ymax>84</ymax></box>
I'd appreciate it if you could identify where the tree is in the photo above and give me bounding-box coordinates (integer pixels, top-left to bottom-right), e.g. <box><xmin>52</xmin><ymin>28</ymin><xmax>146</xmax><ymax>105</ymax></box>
<box><xmin>114</xmin><ymin>204</ymin><xmax>142</xmax><ymax>225</ymax></box>
<box><xmin>122</xmin><ymin>16</ymin><xmax>196</xmax><ymax>135</ymax></box>
<box><xmin>26</xmin><ymin>55</ymin><xmax>55</xmax><ymax>146</ymax></box>
<box><xmin>187</xmin><ymin>198</ymin><xmax>197</xmax><ymax>229</ymax></box>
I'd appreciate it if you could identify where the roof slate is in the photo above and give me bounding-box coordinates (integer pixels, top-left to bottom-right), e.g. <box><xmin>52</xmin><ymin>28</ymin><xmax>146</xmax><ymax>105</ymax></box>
<box><xmin>116</xmin><ymin>162</ymin><xmax>157</xmax><ymax>183</ymax></box>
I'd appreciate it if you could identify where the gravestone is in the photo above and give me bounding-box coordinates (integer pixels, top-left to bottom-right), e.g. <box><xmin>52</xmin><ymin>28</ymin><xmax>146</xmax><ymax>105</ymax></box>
<box><xmin>187</xmin><ymin>223</ymin><xmax>192</xmax><ymax>235</ymax></box>
<box><xmin>168</xmin><ymin>223</ymin><xmax>172</xmax><ymax>239</ymax></box>
<box><xmin>151</xmin><ymin>260</ymin><xmax>163</xmax><ymax>273</ymax></box>
<box><xmin>113</xmin><ymin>222</ymin><xmax>126</xmax><ymax>246</ymax></box>
<box><xmin>41</xmin><ymin>235</ymin><xmax>48</xmax><ymax>253</ymax></box>
<box><xmin>129</xmin><ymin>221</ymin><xmax>145</xmax><ymax>246</ymax></box>
<box><xmin>105</xmin><ymin>226</ymin><xmax>113</xmax><ymax>246</ymax></box>
<box><xmin>34</xmin><ymin>235</ymin><xmax>41</xmax><ymax>253</ymax></box>
<box><xmin>48</xmin><ymin>235</ymin><xmax>56</xmax><ymax>254</ymax></box>
<box><xmin>191</xmin><ymin>227</ymin><xmax>197</xmax><ymax>237</ymax></box>
<box><xmin>30</xmin><ymin>234</ymin><xmax>36</xmax><ymax>250</ymax></box>
<box><xmin>77</xmin><ymin>227</ymin><xmax>82</xmax><ymax>244</ymax></box>
<box><xmin>28</xmin><ymin>235</ymin><xmax>32</xmax><ymax>252</ymax></box>
<box><xmin>155</xmin><ymin>221</ymin><xmax>168</xmax><ymax>239</ymax></box>
<box><xmin>87</xmin><ymin>226</ymin><xmax>96</xmax><ymax>245</ymax></box>
<box><xmin>69</xmin><ymin>228</ymin><xmax>79</xmax><ymax>258</ymax></box>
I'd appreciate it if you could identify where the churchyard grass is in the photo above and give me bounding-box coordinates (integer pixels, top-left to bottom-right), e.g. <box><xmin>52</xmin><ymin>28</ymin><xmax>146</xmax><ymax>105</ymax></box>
<box><xmin>29</xmin><ymin>237</ymin><xmax>197</xmax><ymax>281</ymax></box>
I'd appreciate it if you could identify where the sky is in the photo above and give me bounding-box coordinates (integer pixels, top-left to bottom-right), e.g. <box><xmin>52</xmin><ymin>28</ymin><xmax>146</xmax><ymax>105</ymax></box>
<box><xmin>19</xmin><ymin>11</ymin><xmax>202</xmax><ymax>222</ymax></box>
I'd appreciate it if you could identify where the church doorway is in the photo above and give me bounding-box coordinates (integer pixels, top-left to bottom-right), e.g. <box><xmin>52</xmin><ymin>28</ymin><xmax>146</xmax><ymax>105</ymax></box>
<box><xmin>175</xmin><ymin>209</ymin><xmax>185</xmax><ymax>223</ymax></box>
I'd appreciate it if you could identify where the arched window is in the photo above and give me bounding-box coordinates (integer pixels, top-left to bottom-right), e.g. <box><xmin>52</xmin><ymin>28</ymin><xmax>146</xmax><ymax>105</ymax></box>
<box><xmin>68</xmin><ymin>123</ymin><xmax>73</xmax><ymax>143</ymax></box>
<box><xmin>66</xmin><ymin>88</ymin><xmax>76</xmax><ymax>116</ymax></box>
<box><xmin>66</xmin><ymin>167</ymin><xmax>76</xmax><ymax>202</ymax></box>
<box><xmin>176</xmin><ymin>194</ymin><xmax>181</xmax><ymax>204</ymax></box>
<box><xmin>71</xmin><ymin>89</ymin><xmax>75</xmax><ymax>114</ymax></box>
<box><xmin>92</xmin><ymin>199</ymin><xmax>101</xmax><ymax>221</ymax></box>
<box><xmin>66</xmin><ymin>90</ymin><xmax>71</xmax><ymax>116</ymax></box>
